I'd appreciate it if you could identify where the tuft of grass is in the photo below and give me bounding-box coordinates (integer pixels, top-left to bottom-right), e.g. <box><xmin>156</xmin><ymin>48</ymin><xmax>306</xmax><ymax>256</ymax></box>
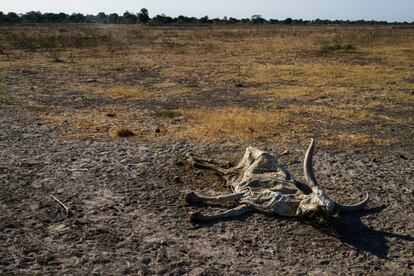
<box><xmin>114</xmin><ymin>128</ymin><xmax>135</xmax><ymax>138</ymax></box>
<box><xmin>80</xmin><ymin>95</ymin><xmax>91</xmax><ymax>105</ymax></box>
<box><xmin>49</xmin><ymin>50</ymin><xmax>64</xmax><ymax>63</ymax></box>
<box><xmin>105</xmin><ymin>86</ymin><xmax>151</xmax><ymax>99</ymax></box>
<box><xmin>24</xmin><ymin>105</ymin><xmax>50</xmax><ymax>113</ymax></box>
<box><xmin>153</xmin><ymin>109</ymin><xmax>181</xmax><ymax>118</ymax></box>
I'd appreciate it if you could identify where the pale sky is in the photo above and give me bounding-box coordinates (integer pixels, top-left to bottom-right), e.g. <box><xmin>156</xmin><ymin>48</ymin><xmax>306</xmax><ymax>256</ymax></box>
<box><xmin>2</xmin><ymin>0</ymin><xmax>413</xmax><ymax>22</ymax></box>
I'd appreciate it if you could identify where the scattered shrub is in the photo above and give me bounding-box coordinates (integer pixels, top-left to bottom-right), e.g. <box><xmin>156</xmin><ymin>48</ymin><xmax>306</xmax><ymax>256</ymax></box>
<box><xmin>80</xmin><ymin>95</ymin><xmax>90</xmax><ymax>105</ymax></box>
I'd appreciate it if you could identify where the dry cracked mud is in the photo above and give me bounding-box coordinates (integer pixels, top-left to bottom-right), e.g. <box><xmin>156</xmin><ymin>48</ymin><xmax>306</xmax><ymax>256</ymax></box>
<box><xmin>1</xmin><ymin>109</ymin><xmax>413</xmax><ymax>275</ymax></box>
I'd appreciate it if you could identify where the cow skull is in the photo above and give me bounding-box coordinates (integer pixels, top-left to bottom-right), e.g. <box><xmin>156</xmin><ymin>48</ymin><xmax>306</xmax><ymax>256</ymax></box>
<box><xmin>185</xmin><ymin>139</ymin><xmax>369</xmax><ymax>223</ymax></box>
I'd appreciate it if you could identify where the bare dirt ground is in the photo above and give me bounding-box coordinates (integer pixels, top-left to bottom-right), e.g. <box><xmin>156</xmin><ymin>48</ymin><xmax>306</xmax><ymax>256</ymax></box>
<box><xmin>0</xmin><ymin>25</ymin><xmax>414</xmax><ymax>275</ymax></box>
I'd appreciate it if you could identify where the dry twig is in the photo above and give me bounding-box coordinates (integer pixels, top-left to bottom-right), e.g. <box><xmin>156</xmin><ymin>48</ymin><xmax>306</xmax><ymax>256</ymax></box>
<box><xmin>50</xmin><ymin>194</ymin><xmax>70</xmax><ymax>214</ymax></box>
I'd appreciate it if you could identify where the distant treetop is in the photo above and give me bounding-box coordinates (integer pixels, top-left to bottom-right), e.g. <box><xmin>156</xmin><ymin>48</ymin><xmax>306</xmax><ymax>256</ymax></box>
<box><xmin>0</xmin><ymin>10</ymin><xmax>412</xmax><ymax>25</ymax></box>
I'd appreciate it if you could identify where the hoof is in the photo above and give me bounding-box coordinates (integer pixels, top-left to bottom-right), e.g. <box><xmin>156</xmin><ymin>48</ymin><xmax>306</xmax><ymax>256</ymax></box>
<box><xmin>189</xmin><ymin>211</ymin><xmax>204</xmax><ymax>223</ymax></box>
<box><xmin>185</xmin><ymin>192</ymin><xmax>202</xmax><ymax>204</ymax></box>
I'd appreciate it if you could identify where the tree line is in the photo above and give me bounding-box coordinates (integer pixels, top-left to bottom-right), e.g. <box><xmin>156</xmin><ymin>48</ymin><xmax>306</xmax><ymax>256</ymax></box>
<box><xmin>0</xmin><ymin>9</ymin><xmax>412</xmax><ymax>25</ymax></box>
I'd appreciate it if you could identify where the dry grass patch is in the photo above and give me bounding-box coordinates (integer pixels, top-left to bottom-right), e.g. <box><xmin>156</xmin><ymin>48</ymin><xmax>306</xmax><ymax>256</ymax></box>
<box><xmin>153</xmin><ymin>109</ymin><xmax>182</xmax><ymax>118</ymax></box>
<box><xmin>337</xmin><ymin>132</ymin><xmax>394</xmax><ymax>146</ymax></box>
<box><xmin>181</xmin><ymin>107</ymin><xmax>306</xmax><ymax>142</ymax></box>
<box><xmin>153</xmin><ymin>81</ymin><xmax>198</xmax><ymax>97</ymax></box>
<box><xmin>177</xmin><ymin>104</ymin><xmax>400</xmax><ymax>147</ymax></box>
<box><xmin>289</xmin><ymin>104</ymin><xmax>374</xmax><ymax>121</ymax></box>
<box><xmin>31</xmin><ymin>106</ymin><xmax>152</xmax><ymax>140</ymax></box>
<box><xmin>23</xmin><ymin>105</ymin><xmax>53</xmax><ymax>113</ymax></box>
<box><xmin>105</xmin><ymin>86</ymin><xmax>152</xmax><ymax>99</ymax></box>
<box><xmin>2</xmin><ymin>25</ymin><xmax>413</xmax><ymax>148</ymax></box>
<box><xmin>0</xmin><ymin>95</ymin><xmax>22</xmax><ymax>105</ymax></box>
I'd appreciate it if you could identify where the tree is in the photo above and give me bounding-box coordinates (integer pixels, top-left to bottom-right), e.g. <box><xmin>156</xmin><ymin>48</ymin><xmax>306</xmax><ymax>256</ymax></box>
<box><xmin>240</xmin><ymin>18</ymin><xmax>251</xmax><ymax>24</ymax></box>
<box><xmin>251</xmin><ymin>15</ymin><xmax>266</xmax><ymax>24</ymax></box>
<box><xmin>228</xmin><ymin>17</ymin><xmax>239</xmax><ymax>24</ymax></box>
<box><xmin>69</xmin><ymin>13</ymin><xmax>86</xmax><ymax>23</ymax></box>
<box><xmin>97</xmin><ymin>12</ymin><xmax>107</xmax><ymax>23</ymax></box>
<box><xmin>198</xmin><ymin>16</ymin><xmax>212</xmax><ymax>24</ymax></box>
<box><xmin>107</xmin><ymin>13</ymin><xmax>119</xmax><ymax>24</ymax></box>
<box><xmin>151</xmin><ymin>14</ymin><xmax>173</xmax><ymax>25</ymax></box>
<box><xmin>121</xmin><ymin>11</ymin><xmax>137</xmax><ymax>24</ymax></box>
<box><xmin>269</xmin><ymin>19</ymin><xmax>280</xmax><ymax>24</ymax></box>
<box><xmin>137</xmin><ymin>8</ymin><xmax>149</xmax><ymax>24</ymax></box>
<box><xmin>23</xmin><ymin>11</ymin><xmax>44</xmax><ymax>23</ymax></box>
<box><xmin>0</xmin><ymin>11</ymin><xmax>5</xmax><ymax>23</ymax></box>
<box><xmin>5</xmin><ymin>12</ymin><xmax>21</xmax><ymax>23</ymax></box>
<box><xmin>284</xmin><ymin>17</ymin><xmax>293</xmax><ymax>24</ymax></box>
<box><xmin>43</xmin><ymin>12</ymin><xmax>67</xmax><ymax>23</ymax></box>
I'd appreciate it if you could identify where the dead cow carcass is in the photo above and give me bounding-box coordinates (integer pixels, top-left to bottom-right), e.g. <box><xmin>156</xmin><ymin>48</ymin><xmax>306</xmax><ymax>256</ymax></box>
<box><xmin>185</xmin><ymin>139</ymin><xmax>369</xmax><ymax>223</ymax></box>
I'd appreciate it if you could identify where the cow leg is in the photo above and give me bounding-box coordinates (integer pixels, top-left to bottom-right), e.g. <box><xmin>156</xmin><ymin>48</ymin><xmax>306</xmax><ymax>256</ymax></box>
<box><xmin>187</xmin><ymin>155</ymin><xmax>231</xmax><ymax>176</ymax></box>
<box><xmin>189</xmin><ymin>205</ymin><xmax>250</xmax><ymax>223</ymax></box>
<box><xmin>185</xmin><ymin>191</ymin><xmax>244</xmax><ymax>206</ymax></box>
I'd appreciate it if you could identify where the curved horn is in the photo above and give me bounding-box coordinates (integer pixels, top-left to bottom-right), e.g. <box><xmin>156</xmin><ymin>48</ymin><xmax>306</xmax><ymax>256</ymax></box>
<box><xmin>303</xmin><ymin>138</ymin><xmax>319</xmax><ymax>188</ymax></box>
<box><xmin>335</xmin><ymin>194</ymin><xmax>369</xmax><ymax>213</ymax></box>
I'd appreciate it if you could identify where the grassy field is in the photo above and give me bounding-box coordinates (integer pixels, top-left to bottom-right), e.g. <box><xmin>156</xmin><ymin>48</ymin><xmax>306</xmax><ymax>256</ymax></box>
<box><xmin>0</xmin><ymin>24</ymin><xmax>413</xmax><ymax>148</ymax></box>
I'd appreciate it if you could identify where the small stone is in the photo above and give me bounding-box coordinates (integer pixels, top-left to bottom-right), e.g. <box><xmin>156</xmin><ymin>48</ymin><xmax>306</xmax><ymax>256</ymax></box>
<box><xmin>319</xmin><ymin>259</ymin><xmax>330</xmax><ymax>265</ymax></box>
<box><xmin>399</xmin><ymin>154</ymin><xmax>408</xmax><ymax>160</ymax></box>
<box><xmin>115</xmin><ymin>128</ymin><xmax>135</xmax><ymax>138</ymax></box>
<box><xmin>142</xmin><ymin>256</ymin><xmax>151</xmax><ymax>265</ymax></box>
<box><xmin>155</xmin><ymin>128</ymin><xmax>161</xmax><ymax>133</ymax></box>
<box><xmin>168</xmin><ymin>267</ymin><xmax>187</xmax><ymax>276</ymax></box>
<box><xmin>174</xmin><ymin>176</ymin><xmax>182</xmax><ymax>183</ymax></box>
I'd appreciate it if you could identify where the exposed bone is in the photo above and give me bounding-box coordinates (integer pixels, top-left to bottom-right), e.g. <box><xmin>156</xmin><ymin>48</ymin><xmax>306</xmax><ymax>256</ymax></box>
<box><xmin>186</xmin><ymin>154</ymin><xmax>232</xmax><ymax>175</ymax></box>
<box><xmin>335</xmin><ymin>193</ymin><xmax>370</xmax><ymax>212</ymax></box>
<box><xmin>190</xmin><ymin>205</ymin><xmax>250</xmax><ymax>223</ymax></box>
<box><xmin>185</xmin><ymin>139</ymin><xmax>369</xmax><ymax>223</ymax></box>
<box><xmin>185</xmin><ymin>191</ymin><xmax>245</xmax><ymax>206</ymax></box>
<box><xmin>304</xmin><ymin>138</ymin><xmax>319</xmax><ymax>188</ymax></box>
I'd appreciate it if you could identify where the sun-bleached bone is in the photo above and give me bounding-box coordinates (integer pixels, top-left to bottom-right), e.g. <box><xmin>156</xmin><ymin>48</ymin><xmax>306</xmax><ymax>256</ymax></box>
<box><xmin>185</xmin><ymin>139</ymin><xmax>369</xmax><ymax>223</ymax></box>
